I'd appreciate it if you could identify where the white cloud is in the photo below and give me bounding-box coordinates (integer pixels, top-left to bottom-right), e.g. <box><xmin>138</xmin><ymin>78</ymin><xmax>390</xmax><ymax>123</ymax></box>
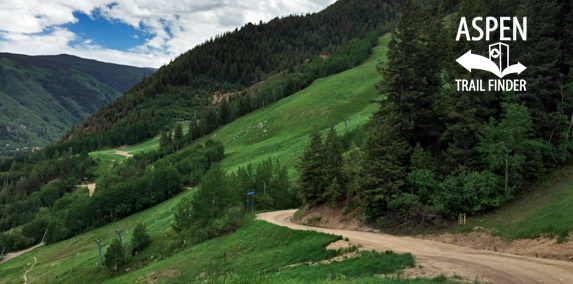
<box><xmin>0</xmin><ymin>0</ymin><xmax>336</xmax><ymax>68</ymax></box>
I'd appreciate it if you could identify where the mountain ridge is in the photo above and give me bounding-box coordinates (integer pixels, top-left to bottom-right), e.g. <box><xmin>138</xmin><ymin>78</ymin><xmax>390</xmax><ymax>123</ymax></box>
<box><xmin>0</xmin><ymin>53</ymin><xmax>155</xmax><ymax>160</ymax></box>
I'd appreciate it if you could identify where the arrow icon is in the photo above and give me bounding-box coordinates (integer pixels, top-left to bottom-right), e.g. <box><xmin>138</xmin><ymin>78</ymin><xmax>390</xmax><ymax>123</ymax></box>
<box><xmin>456</xmin><ymin>50</ymin><xmax>526</xmax><ymax>78</ymax></box>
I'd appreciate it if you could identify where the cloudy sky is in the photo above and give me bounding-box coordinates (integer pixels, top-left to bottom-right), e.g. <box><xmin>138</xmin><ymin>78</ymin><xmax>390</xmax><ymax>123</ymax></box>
<box><xmin>0</xmin><ymin>0</ymin><xmax>335</xmax><ymax>68</ymax></box>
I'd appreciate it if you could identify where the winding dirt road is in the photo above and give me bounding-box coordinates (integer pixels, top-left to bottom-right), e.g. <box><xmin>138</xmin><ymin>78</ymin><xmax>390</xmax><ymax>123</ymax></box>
<box><xmin>258</xmin><ymin>210</ymin><xmax>573</xmax><ymax>284</ymax></box>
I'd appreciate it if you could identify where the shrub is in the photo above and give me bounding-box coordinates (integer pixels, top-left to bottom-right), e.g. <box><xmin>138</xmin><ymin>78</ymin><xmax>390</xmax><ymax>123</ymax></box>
<box><xmin>131</xmin><ymin>223</ymin><xmax>151</xmax><ymax>254</ymax></box>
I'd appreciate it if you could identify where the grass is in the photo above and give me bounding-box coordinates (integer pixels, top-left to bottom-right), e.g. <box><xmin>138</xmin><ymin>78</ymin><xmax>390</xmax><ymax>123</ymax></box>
<box><xmin>0</xmin><ymin>189</ymin><xmax>196</xmax><ymax>284</ymax></box>
<box><xmin>190</xmin><ymin>34</ymin><xmax>390</xmax><ymax>175</ymax></box>
<box><xmin>455</xmin><ymin>166</ymin><xmax>573</xmax><ymax>241</ymax></box>
<box><xmin>276</xmin><ymin>250</ymin><xmax>414</xmax><ymax>281</ymax></box>
<box><xmin>105</xmin><ymin>219</ymin><xmax>343</xmax><ymax>284</ymax></box>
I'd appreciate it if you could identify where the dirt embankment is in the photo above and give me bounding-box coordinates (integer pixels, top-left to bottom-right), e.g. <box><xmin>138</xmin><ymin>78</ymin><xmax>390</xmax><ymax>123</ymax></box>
<box><xmin>259</xmin><ymin>210</ymin><xmax>573</xmax><ymax>284</ymax></box>
<box><xmin>294</xmin><ymin>204</ymin><xmax>573</xmax><ymax>262</ymax></box>
<box><xmin>293</xmin><ymin>204</ymin><xmax>363</xmax><ymax>230</ymax></box>
<box><xmin>417</xmin><ymin>229</ymin><xmax>573</xmax><ymax>261</ymax></box>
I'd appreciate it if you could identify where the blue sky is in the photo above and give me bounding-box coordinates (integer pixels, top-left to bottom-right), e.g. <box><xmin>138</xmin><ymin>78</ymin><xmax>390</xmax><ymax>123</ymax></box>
<box><xmin>0</xmin><ymin>0</ymin><xmax>335</xmax><ymax>68</ymax></box>
<box><xmin>63</xmin><ymin>11</ymin><xmax>153</xmax><ymax>51</ymax></box>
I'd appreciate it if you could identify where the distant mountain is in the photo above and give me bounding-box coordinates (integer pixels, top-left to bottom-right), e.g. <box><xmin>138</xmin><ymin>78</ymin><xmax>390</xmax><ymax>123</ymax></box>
<box><xmin>0</xmin><ymin>53</ymin><xmax>155</xmax><ymax>159</ymax></box>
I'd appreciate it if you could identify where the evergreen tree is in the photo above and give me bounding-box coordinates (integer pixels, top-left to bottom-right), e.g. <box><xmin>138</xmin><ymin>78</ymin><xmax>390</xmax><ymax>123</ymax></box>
<box><xmin>188</xmin><ymin>119</ymin><xmax>199</xmax><ymax>140</ymax></box>
<box><xmin>174</xmin><ymin>124</ymin><xmax>184</xmax><ymax>142</ymax></box>
<box><xmin>355</xmin><ymin>104</ymin><xmax>411</xmax><ymax>218</ymax></box>
<box><xmin>296</xmin><ymin>124</ymin><xmax>326</xmax><ymax>205</ymax></box>
<box><xmin>322</xmin><ymin>127</ymin><xmax>346</xmax><ymax>206</ymax></box>
<box><xmin>199</xmin><ymin>106</ymin><xmax>218</xmax><ymax>135</ymax></box>
<box><xmin>410</xmin><ymin>142</ymin><xmax>435</xmax><ymax>172</ymax></box>
<box><xmin>159</xmin><ymin>131</ymin><xmax>170</xmax><ymax>149</ymax></box>
<box><xmin>104</xmin><ymin>238</ymin><xmax>127</xmax><ymax>271</ymax></box>
<box><xmin>218</xmin><ymin>97</ymin><xmax>231</xmax><ymax>124</ymax></box>
<box><xmin>190</xmin><ymin>163</ymin><xmax>232</xmax><ymax>225</ymax></box>
<box><xmin>378</xmin><ymin>0</ymin><xmax>444</xmax><ymax>146</ymax></box>
<box><xmin>131</xmin><ymin>223</ymin><xmax>150</xmax><ymax>254</ymax></box>
<box><xmin>517</xmin><ymin>0</ymin><xmax>564</xmax><ymax>140</ymax></box>
<box><xmin>173</xmin><ymin>197</ymin><xmax>193</xmax><ymax>234</ymax></box>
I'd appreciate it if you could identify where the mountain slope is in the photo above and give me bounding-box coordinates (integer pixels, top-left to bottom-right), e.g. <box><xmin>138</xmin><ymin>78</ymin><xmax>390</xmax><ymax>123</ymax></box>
<box><xmin>61</xmin><ymin>0</ymin><xmax>405</xmax><ymax>151</ymax></box>
<box><xmin>0</xmin><ymin>53</ymin><xmax>154</xmax><ymax>159</ymax></box>
<box><xmin>195</xmin><ymin>35</ymin><xmax>390</xmax><ymax>173</ymax></box>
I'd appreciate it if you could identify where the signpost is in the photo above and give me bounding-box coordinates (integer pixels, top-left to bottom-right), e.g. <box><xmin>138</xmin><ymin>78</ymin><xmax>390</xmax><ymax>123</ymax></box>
<box><xmin>246</xmin><ymin>191</ymin><xmax>256</xmax><ymax>214</ymax></box>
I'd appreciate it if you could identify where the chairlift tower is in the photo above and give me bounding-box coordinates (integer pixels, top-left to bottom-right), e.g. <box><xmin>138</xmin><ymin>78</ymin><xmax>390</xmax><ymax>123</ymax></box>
<box><xmin>94</xmin><ymin>239</ymin><xmax>104</xmax><ymax>266</ymax></box>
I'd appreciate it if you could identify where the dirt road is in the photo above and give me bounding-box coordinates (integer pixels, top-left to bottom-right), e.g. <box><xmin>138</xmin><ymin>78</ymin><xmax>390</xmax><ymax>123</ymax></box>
<box><xmin>258</xmin><ymin>210</ymin><xmax>573</xmax><ymax>284</ymax></box>
<box><xmin>0</xmin><ymin>243</ymin><xmax>42</xmax><ymax>266</ymax></box>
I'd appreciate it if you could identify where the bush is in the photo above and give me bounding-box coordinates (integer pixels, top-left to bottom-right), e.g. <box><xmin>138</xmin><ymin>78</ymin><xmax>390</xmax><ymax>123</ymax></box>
<box><xmin>131</xmin><ymin>223</ymin><xmax>151</xmax><ymax>254</ymax></box>
<box><xmin>105</xmin><ymin>238</ymin><xmax>127</xmax><ymax>271</ymax></box>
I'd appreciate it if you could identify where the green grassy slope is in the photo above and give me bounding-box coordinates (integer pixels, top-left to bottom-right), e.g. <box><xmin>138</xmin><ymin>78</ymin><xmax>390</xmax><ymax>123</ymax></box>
<box><xmin>460</xmin><ymin>166</ymin><xmax>573</xmax><ymax>242</ymax></box>
<box><xmin>0</xmin><ymin>189</ymin><xmax>196</xmax><ymax>284</ymax></box>
<box><xmin>192</xmin><ymin>34</ymin><xmax>390</xmax><ymax>174</ymax></box>
<box><xmin>0</xmin><ymin>53</ymin><xmax>154</xmax><ymax>160</ymax></box>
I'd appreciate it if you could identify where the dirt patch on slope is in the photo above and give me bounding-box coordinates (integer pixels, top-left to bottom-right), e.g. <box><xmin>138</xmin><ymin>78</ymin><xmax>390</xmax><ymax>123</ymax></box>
<box><xmin>293</xmin><ymin>203</ymin><xmax>365</xmax><ymax>231</ymax></box>
<box><xmin>145</xmin><ymin>269</ymin><xmax>177</xmax><ymax>284</ymax></box>
<box><xmin>77</xmin><ymin>183</ymin><xmax>96</xmax><ymax>196</ymax></box>
<box><xmin>115</xmin><ymin>150</ymin><xmax>133</xmax><ymax>158</ymax></box>
<box><xmin>417</xmin><ymin>229</ymin><xmax>573</xmax><ymax>261</ymax></box>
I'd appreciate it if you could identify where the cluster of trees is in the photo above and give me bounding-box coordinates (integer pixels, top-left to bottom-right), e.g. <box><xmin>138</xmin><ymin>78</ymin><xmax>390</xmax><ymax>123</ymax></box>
<box><xmin>58</xmin><ymin>0</ymin><xmax>405</xmax><ymax>156</ymax></box>
<box><xmin>0</xmin><ymin>137</ymin><xmax>224</xmax><ymax>253</ymax></box>
<box><xmin>0</xmin><ymin>152</ymin><xmax>95</xmax><ymax>231</ymax></box>
<box><xmin>298</xmin><ymin>0</ymin><xmax>573</xmax><ymax>230</ymax></box>
<box><xmin>173</xmin><ymin>158</ymin><xmax>296</xmax><ymax>244</ymax></box>
<box><xmin>0</xmin><ymin>151</ymin><xmax>96</xmax><ymax>252</ymax></box>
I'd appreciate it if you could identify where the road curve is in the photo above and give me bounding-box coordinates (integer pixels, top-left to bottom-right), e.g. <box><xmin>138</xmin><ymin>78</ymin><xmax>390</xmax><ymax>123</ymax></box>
<box><xmin>257</xmin><ymin>209</ymin><xmax>573</xmax><ymax>284</ymax></box>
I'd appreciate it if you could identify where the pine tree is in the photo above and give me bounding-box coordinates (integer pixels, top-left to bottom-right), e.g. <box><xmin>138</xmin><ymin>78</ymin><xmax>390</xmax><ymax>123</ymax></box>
<box><xmin>131</xmin><ymin>223</ymin><xmax>150</xmax><ymax>254</ymax></box>
<box><xmin>174</xmin><ymin>124</ymin><xmax>183</xmax><ymax>141</ymax></box>
<box><xmin>296</xmin><ymin>124</ymin><xmax>326</xmax><ymax>205</ymax></box>
<box><xmin>104</xmin><ymin>238</ymin><xmax>127</xmax><ymax>271</ymax></box>
<box><xmin>517</xmin><ymin>0</ymin><xmax>563</xmax><ymax>139</ymax></box>
<box><xmin>159</xmin><ymin>131</ymin><xmax>170</xmax><ymax>150</ymax></box>
<box><xmin>355</xmin><ymin>104</ymin><xmax>411</xmax><ymax>217</ymax></box>
<box><xmin>188</xmin><ymin>119</ymin><xmax>199</xmax><ymax>140</ymax></box>
<box><xmin>322</xmin><ymin>127</ymin><xmax>346</xmax><ymax>206</ymax></box>
<box><xmin>199</xmin><ymin>106</ymin><xmax>218</xmax><ymax>135</ymax></box>
<box><xmin>218</xmin><ymin>97</ymin><xmax>231</xmax><ymax>124</ymax></box>
<box><xmin>173</xmin><ymin>197</ymin><xmax>193</xmax><ymax>234</ymax></box>
<box><xmin>377</xmin><ymin>0</ymin><xmax>444</xmax><ymax>145</ymax></box>
<box><xmin>410</xmin><ymin>142</ymin><xmax>435</xmax><ymax>172</ymax></box>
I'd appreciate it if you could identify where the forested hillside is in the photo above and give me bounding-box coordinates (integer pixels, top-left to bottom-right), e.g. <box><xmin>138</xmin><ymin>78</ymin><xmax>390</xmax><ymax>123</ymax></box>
<box><xmin>0</xmin><ymin>53</ymin><xmax>154</xmax><ymax>160</ymax></box>
<box><xmin>296</xmin><ymin>0</ymin><xmax>573</xmax><ymax>234</ymax></box>
<box><xmin>58</xmin><ymin>0</ymin><xmax>406</xmax><ymax>155</ymax></box>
